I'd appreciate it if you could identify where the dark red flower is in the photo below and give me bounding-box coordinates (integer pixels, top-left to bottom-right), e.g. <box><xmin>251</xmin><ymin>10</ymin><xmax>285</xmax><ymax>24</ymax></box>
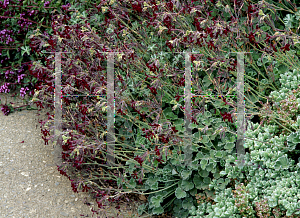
<box><xmin>156</xmin><ymin>156</ymin><xmax>164</xmax><ymax>164</ymax></box>
<box><xmin>220</xmin><ymin>111</ymin><xmax>233</xmax><ymax>123</ymax></box>
<box><xmin>131</xmin><ymin>171</ymin><xmax>138</xmax><ymax>179</ymax></box>
<box><xmin>175</xmin><ymin>93</ymin><xmax>182</xmax><ymax>101</ymax></box>
<box><xmin>281</xmin><ymin>43</ymin><xmax>290</xmax><ymax>52</ymax></box>
<box><xmin>82</xmin><ymin>184</ymin><xmax>91</xmax><ymax>192</ymax></box>
<box><xmin>147</xmin><ymin>85</ymin><xmax>158</xmax><ymax>95</ymax></box>
<box><xmin>137</xmin><ymin>178</ymin><xmax>143</xmax><ymax>185</ymax></box>
<box><xmin>222</xmin><ymin>97</ymin><xmax>230</xmax><ymax>106</ymax></box>
<box><xmin>154</xmin><ymin>146</ymin><xmax>160</xmax><ymax>156</ymax></box>
<box><xmin>171</xmin><ymin>126</ymin><xmax>178</xmax><ymax>134</ymax></box>
<box><xmin>159</xmin><ymin>134</ymin><xmax>169</xmax><ymax>143</ymax></box>
<box><xmin>248</xmin><ymin>32</ymin><xmax>256</xmax><ymax>44</ymax></box>
<box><xmin>134</xmin><ymin>155</ymin><xmax>144</xmax><ymax>166</ymax></box>
<box><xmin>117</xmin><ymin>109</ymin><xmax>126</xmax><ymax>116</ymax></box>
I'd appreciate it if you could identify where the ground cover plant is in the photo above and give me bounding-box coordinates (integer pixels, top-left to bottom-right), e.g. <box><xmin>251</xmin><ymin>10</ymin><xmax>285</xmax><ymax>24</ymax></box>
<box><xmin>9</xmin><ymin>0</ymin><xmax>300</xmax><ymax>217</ymax></box>
<box><xmin>189</xmin><ymin>70</ymin><xmax>300</xmax><ymax>217</ymax></box>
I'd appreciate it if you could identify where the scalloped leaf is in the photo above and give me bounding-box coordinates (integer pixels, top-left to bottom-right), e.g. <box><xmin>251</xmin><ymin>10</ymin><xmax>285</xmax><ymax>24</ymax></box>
<box><xmin>175</xmin><ymin>187</ymin><xmax>187</xmax><ymax>199</ymax></box>
<box><xmin>150</xmin><ymin>195</ymin><xmax>164</xmax><ymax>208</ymax></box>
<box><xmin>202</xmin><ymin>135</ymin><xmax>209</xmax><ymax>143</ymax></box>
<box><xmin>181</xmin><ymin>169</ymin><xmax>192</xmax><ymax>180</ymax></box>
<box><xmin>199</xmin><ymin>169</ymin><xmax>209</xmax><ymax>177</ymax></box>
<box><xmin>127</xmin><ymin>178</ymin><xmax>136</xmax><ymax>189</ymax></box>
<box><xmin>215</xmin><ymin>150</ymin><xmax>223</xmax><ymax>158</ymax></box>
<box><xmin>188</xmin><ymin>159</ymin><xmax>199</xmax><ymax>170</ymax></box>
<box><xmin>189</xmin><ymin>188</ymin><xmax>197</xmax><ymax>196</ymax></box>
<box><xmin>146</xmin><ymin>177</ymin><xmax>159</xmax><ymax>190</ymax></box>
<box><xmin>181</xmin><ymin>180</ymin><xmax>194</xmax><ymax>191</ymax></box>
<box><xmin>228</xmin><ymin>135</ymin><xmax>237</xmax><ymax>143</ymax></box>
<box><xmin>195</xmin><ymin>152</ymin><xmax>204</xmax><ymax>160</ymax></box>
<box><xmin>193</xmin><ymin>174</ymin><xmax>202</xmax><ymax>189</ymax></box>
<box><xmin>189</xmin><ymin>122</ymin><xmax>199</xmax><ymax>129</ymax></box>
<box><xmin>224</xmin><ymin>142</ymin><xmax>235</xmax><ymax>150</ymax></box>
<box><xmin>287</xmin><ymin>131</ymin><xmax>300</xmax><ymax>144</ymax></box>
<box><xmin>182</xmin><ymin>197</ymin><xmax>194</xmax><ymax>210</ymax></box>
<box><xmin>200</xmin><ymin>159</ymin><xmax>208</xmax><ymax>170</ymax></box>
<box><xmin>274</xmin><ymin>156</ymin><xmax>289</xmax><ymax>170</ymax></box>
<box><xmin>151</xmin><ymin>206</ymin><xmax>164</xmax><ymax>215</ymax></box>
<box><xmin>205</xmin><ymin>162</ymin><xmax>215</xmax><ymax>172</ymax></box>
<box><xmin>203</xmin><ymin>177</ymin><xmax>211</xmax><ymax>184</ymax></box>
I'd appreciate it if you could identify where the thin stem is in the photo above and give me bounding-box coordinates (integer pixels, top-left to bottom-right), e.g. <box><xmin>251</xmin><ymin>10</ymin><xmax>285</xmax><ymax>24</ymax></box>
<box><xmin>140</xmin><ymin>181</ymin><xmax>179</xmax><ymax>196</ymax></box>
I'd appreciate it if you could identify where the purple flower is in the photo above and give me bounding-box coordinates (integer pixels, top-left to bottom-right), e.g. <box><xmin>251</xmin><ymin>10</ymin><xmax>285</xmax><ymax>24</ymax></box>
<box><xmin>1</xmin><ymin>105</ymin><xmax>10</xmax><ymax>116</ymax></box>
<box><xmin>20</xmin><ymin>87</ymin><xmax>29</xmax><ymax>97</ymax></box>
<box><xmin>44</xmin><ymin>1</ymin><xmax>50</xmax><ymax>7</ymax></box>
<box><xmin>4</xmin><ymin>70</ymin><xmax>14</xmax><ymax>79</ymax></box>
<box><xmin>61</xmin><ymin>3</ymin><xmax>71</xmax><ymax>10</ymax></box>
<box><xmin>28</xmin><ymin>10</ymin><xmax>35</xmax><ymax>16</ymax></box>
<box><xmin>0</xmin><ymin>83</ymin><xmax>10</xmax><ymax>93</ymax></box>
<box><xmin>0</xmin><ymin>0</ymin><xmax>10</xmax><ymax>9</ymax></box>
<box><xmin>17</xmin><ymin>74</ymin><xmax>26</xmax><ymax>83</ymax></box>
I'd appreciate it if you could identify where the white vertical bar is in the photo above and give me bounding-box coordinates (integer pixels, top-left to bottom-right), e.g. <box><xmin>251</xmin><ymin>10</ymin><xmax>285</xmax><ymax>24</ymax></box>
<box><xmin>107</xmin><ymin>52</ymin><xmax>115</xmax><ymax>167</ymax></box>
<box><xmin>236</xmin><ymin>52</ymin><xmax>246</xmax><ymax>168</ymax></box>
<box><xmin>54</xmin><ymin>50</ymin><xmax>63</xmax><ymax>166</ymax></box>
<box><xmin>184</xmin><ymin>51</ymin><xmax>193</xmax><ymax>167</ymax></box>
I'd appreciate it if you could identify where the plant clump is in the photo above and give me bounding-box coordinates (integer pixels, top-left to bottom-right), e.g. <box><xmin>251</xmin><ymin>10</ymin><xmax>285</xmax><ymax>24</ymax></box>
<box><xmin>18</xmin><ymin>0</ymin><xmax>300</xmax><ymax>217</ymax></box>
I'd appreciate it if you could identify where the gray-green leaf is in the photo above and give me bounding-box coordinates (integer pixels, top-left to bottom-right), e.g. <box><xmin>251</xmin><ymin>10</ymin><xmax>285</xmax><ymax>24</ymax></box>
<box><xmin>181</xmin><ymin>180</ymin><xmax>194</xmax><ymax>191</ymax></box>
<box><xmin>175</xmin><ymin>187</ymin><xmax>187</xmax><ymax>199</ymax></box>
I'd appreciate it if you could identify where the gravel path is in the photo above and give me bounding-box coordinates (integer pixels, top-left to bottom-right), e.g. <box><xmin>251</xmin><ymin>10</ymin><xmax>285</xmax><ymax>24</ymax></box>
<box><xmin>0</xmin><ymin>91</ymin><xmax>149</xmax><ymax>218</ymax></box>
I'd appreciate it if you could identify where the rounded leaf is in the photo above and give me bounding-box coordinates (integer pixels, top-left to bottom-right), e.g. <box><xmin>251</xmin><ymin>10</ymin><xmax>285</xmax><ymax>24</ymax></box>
<box><xmin>193</xmin><ymin>174</ymin><xmax>202</xmax><ymax>189</ymax></box>
<box><xmin>274</xmin><ymin>156</ymin><xmax>290</xmax><ymax>170</ymax></box>
<box><xmin>215</xmin><ymin>150</ymin><xmax>223</xmax><ymax>158</ymax></box>
<box><xmin>181</xmin><ymin>180</ymin><xmax>194</xmax><ymax>191</ymax></box>
<box><xmin>150</xmin><ymin>195</ymin><xmax>164</xmax><ymax>208</ymax></box>
<box><xmin>152</xmin><ymin>206</ymin><xmax>164</xmax><ymax>215</ymax></box>
<box><xmin>224</xmin><ymin>142</ymin><xmax>235</xmax><ymax>150</ymax></box>
<box><xmin>175</xmin><ymin>187</ymin><xmax>187</xmax><ymax>199</ymax></box>
<box><xmin>203</xmin><ymin>177</ymin><xmax>211</xmax><ymax>184</ymax></box>
<box><xmin>199</xmin><ymin>169</ymin><xmax>209</xmax><ymax>177</ymax></box>
<box><xmin>181</xmin><ymin>169</ymin><xmax>192</xmax><ymax>180</ymax></box>
<box><xmin>200</xmin><ymin>159</ymin><xmax>208</xmax><ymax>170</ymax></box>
<box><xmin>205</xmin><ymin>162</ymin><xmax>215</xmax><ymax>172</ymax></box>
<box><xmin>268</xmin><ymin>197</ymin><xmax>278</xmax><ymax>208</ymax></box>
<box><xmin>182</xmin><ymin>197</ymin><xmax>194</xmax><ymax>210</ymax></box>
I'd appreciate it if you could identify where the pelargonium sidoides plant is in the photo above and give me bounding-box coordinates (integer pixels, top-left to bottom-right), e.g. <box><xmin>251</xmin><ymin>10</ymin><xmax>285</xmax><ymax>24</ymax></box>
<box><xmin>27</xmin><ymin>0</ymin><xmax>300</xmax><ymax>217</ymax></box>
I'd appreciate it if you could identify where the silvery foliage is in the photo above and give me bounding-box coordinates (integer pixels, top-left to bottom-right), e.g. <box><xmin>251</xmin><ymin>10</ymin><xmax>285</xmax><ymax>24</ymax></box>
<box><xmin>189</xmin><ymin>64</ymin><xmax>300</xmax><ymax>217</ymax></box>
